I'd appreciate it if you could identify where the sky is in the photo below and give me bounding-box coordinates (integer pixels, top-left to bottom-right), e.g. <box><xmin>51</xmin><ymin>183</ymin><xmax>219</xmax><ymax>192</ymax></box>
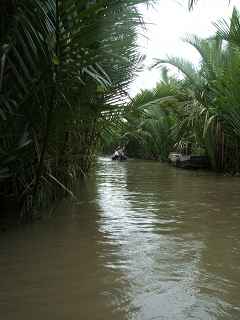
<box><xmin>130</xmin><ymin>0</ymin><xmax>239</xmax><ymax>96</ymax></box>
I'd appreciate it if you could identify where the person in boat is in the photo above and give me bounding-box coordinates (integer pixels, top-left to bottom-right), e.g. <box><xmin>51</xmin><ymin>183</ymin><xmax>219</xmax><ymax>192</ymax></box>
<box><xmin>111</xmin><ymin>145</ymin><xmax>126</xmax><ymax>160</ymax></box>
<box><xmin>115</xmin><ymin>148</ymin><xmax>120</xmax><ymax>158</ymax></box>
<box><xmin>111</xmin><ymin>148</ymin><xmax>120</xmax><ymax>160</ymax></box>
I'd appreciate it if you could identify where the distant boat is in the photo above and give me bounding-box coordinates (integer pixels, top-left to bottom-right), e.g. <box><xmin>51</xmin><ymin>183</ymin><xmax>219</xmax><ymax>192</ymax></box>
<box><xmin>111</xmin><ymin>154</ymin><xmax>127</xmax><ymax>161</ymax></box>
<box><xmin>168</xmin><ymin>152</ymin><xmax>211</xmax><ymax>169</ymax></box>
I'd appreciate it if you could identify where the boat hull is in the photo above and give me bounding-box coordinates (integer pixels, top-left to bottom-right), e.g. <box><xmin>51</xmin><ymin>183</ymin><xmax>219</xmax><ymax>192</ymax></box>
<box><xmin>168</xmin><ymin>153</ymin><xmax>211</xmax><ymax>169</ymax></box>
<box><xmin>111</xmin><ymin>155</ymin><xmax>127</xmax><ymax>161</ymax></box>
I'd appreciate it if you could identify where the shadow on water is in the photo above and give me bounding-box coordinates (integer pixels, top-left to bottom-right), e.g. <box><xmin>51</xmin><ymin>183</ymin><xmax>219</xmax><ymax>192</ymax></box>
<box><xmin>1</xmin><ymin>157</ymin><xmax>240</xmax><ymax>319</ymax></box>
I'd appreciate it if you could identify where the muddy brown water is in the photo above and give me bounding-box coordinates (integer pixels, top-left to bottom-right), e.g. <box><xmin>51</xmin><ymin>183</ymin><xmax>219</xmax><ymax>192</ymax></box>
<box><xmin>1</xmin><ymin>157</ymin><xmax>240</xmax><ymax>319</ymax></box>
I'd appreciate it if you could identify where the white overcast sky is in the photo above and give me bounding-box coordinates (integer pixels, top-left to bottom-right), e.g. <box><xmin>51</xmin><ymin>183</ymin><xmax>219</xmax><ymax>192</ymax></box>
<box><xmin>130</xmin><ymin>0</ymin><xmax>239</xmax><ymax>96</ymax></box>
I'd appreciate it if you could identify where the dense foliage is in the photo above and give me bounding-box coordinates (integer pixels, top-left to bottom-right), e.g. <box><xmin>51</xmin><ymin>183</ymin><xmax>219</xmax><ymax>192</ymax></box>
<box><xmin>0</xmin><ymin>0</ymin><xmax>151</xmax><ymax>223</ymax></box>
<box><xmin>1</xmin><ymin>0</ymin><xmax>239</xmax><ymax>225</ymax></box>
<box><xmin>102</xmin><ymin>6</ymin><xmax>240</xmax><ymax>175</ymax></box>
<box><xmin>150</xmin><ymin>6</ymin><xmax>240</xmax><ymax>173</ymax></box>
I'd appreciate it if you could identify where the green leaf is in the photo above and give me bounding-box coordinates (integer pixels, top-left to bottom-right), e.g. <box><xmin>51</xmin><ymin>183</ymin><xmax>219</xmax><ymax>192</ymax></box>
<box><xmin>53</xmin><ymin>52</ymin><xmax>59</xmax><ymax>65</ymax></box>
<box><xmin>46</xmin><ymin>32</ymin><xmax>56</xmax><ymax>51</ymax></box>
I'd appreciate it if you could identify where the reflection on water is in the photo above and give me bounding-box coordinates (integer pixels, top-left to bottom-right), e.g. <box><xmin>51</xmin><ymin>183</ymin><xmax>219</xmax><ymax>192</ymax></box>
<box><xmin>1</xmin><ymin>157</ymin><xmax>240</xmax><ymax>319</ymax></box>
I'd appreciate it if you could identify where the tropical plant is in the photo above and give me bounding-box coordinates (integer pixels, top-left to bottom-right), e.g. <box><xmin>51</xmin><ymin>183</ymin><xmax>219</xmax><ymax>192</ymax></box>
<box><xmin>0</xmin><ymin>0</ymin><xmax>152</xmax><ymax>223</ymax></box>
<box><xmin>101</xmin><ymin>2</ymin><xmax>240</xmax><ymax>172</ymax></box>
<box><xmin>211</xmin><ymin>6</ymin><xmax>240</xmax><ymax>172</ymax></box>
<box><xmin>99</xmin><ymin>73</ymin><xmax>180</xmax><ymax>160</ymax></box>
<box><xmin>151</xmin><ymin>27</ymin><xmax>240</xmax><ymax>171</ymax></box>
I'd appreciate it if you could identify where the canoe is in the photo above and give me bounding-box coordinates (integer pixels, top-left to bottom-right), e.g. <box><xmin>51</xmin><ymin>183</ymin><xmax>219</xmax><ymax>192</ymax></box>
<box><xmin>168</xmin><ymin>152</ymin><xmax>211</xmax><ymax>169</ymax></box>
<box><xmin>111</xmin><ymin>155</ymin><xmax>127</xmax><ymax>161</ymax></box>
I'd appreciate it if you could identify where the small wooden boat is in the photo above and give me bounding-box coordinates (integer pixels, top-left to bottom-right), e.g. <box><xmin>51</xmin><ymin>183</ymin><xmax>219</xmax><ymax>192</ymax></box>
<box><xmin>168</xmin><ymin>152</ymin><xmax>211</xmax><ymax>169</ymax></box>
<box><xmin>111</xmin><ymin>154</ymin><xmax>127</xmax><ymax>161</ymax></box>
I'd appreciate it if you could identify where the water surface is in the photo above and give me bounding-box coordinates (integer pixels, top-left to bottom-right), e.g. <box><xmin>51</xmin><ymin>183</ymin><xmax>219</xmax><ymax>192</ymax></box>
<box><xmin>1</xmin><ymin>157</ymin><xmax>240</xmax><ymax>319</ymax></box>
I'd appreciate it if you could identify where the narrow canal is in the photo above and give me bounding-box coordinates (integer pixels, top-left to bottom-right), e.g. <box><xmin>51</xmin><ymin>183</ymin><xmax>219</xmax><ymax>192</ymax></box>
<box><xmin>1</xmin><ymin>157</ymin><xmax>240</xmax><ymax>319</ymax></box>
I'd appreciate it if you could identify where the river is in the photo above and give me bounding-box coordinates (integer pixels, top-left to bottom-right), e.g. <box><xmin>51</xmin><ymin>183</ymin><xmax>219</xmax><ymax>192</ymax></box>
<box><xmin>1</xmin><ymin>157</ymin><xmax>240</xmax><ymax>319</ymax></box>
